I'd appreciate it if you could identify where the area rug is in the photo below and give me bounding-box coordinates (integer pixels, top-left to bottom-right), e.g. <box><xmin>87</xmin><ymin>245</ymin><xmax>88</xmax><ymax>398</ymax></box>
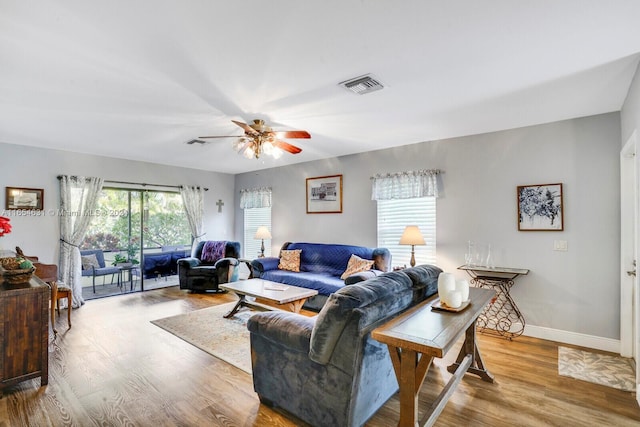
<box><xmin>558</xmin><ymin>346</ymin><xmax>636</xmax><ymax>392</ymax></box>
<box><xmin>151</xmin><ymin>302</ymin><xmax>252</xmax><ymax>374</ymax></box>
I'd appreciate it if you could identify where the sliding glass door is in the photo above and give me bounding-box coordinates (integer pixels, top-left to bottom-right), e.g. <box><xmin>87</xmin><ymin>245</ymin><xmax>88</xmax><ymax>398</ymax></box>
<box><xmin>140</xmin><ymin>191</ymin><xmax>191</xmax><ymax>290</ymax></box>
<box><xmin>81</xmin><ymin>187</ymin><xmax>190</xmax><ymax>299</ymax></box>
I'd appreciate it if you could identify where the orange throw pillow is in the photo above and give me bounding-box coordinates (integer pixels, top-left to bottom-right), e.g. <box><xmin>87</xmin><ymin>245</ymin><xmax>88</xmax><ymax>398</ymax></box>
<box><xmin>340</xmin><ymin>254</ymin><xmax>374</xmax><ymax>280</ymax></box>
<box><xmin>278</xmin><ymin>249</ymin><xmax>302</xmax><ymax>272</ymax></box>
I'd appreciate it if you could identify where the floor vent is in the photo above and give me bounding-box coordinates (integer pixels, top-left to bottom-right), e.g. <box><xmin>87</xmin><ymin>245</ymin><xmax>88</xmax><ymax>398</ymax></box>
<box><xmin>339</xmin><ymin>74</ymin><xmax>384</xmax><ymax>95</ymax></box>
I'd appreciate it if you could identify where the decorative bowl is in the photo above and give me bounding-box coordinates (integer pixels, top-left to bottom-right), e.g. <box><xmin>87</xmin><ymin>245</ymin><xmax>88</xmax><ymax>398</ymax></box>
<box><xmin>1</xmin><ymin>266</ymin><xmax>36</xmax><ymax>284</ymax></box>
<box><xmin>0</xmin><ymin>256</ymin><xmax>23</xmax><ymax>270</ymax></box>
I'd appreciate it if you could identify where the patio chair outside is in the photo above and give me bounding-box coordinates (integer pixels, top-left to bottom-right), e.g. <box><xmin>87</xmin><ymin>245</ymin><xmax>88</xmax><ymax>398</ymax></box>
<box><xmin>80</xmin><ymin>249</ymin><xmax>120</xmax><ymax>293</ymax></box>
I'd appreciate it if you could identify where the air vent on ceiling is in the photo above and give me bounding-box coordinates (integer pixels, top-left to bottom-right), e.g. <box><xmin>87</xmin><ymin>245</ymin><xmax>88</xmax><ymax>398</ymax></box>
<box><xmin>186</xmin><ymin>139</ymin><xmax>206</xmax><ymax>145</ymax></box>
<box><xmin>339</xmin><ymin>74</ymin><xmax>384</xmax><ymax>95</ymax></box>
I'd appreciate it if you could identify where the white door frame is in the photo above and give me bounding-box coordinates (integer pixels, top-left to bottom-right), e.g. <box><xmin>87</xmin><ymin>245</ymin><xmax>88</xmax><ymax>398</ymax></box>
<box><xmin>620</xmin><ymin>130</ymin><xmax>639</xmax><ymax>403</ymax></box>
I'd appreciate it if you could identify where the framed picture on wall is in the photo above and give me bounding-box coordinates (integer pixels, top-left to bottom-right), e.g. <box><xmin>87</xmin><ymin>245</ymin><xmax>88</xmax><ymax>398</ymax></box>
<box><xmin>306</xmin><ymin>175</ymin><xmax>343</xmax><ymax>214</ymax></box>
<box><xmin>517</xmin><ymin>183</ymin><xmax>563</xmax><ymax>231</ymax></box>
<box><xmin>5</xmin><ymin>187</ymin><xmax>44</xmax><ymax>211</ymax></box>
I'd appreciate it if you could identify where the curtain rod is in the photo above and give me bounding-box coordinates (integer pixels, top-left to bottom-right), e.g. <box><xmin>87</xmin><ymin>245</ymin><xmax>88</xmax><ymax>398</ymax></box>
<box><xmin>56</xmin><ymin>176</ymin><xmax>208</xmax><ymax>191</ymax></box>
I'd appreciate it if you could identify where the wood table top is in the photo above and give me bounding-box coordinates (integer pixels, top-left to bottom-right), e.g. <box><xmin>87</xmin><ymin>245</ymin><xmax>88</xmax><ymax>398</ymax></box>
<box><xmin>372</xmin><ymin>287</ymin><xmax>495</xmax><ymax>358</ymax></box>
<box><xmin>220</xmin><ymin>278</ymin><xmax>318</xmax><ymax>304</ymax></box>
<box><xmin>1</xmin><ymin>271</ymin><xmax>48</xmax><ymax>293</ymax></box>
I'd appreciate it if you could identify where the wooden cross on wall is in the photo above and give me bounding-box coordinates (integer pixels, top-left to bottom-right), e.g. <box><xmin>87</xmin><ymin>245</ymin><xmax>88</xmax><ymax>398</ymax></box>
<box><xmin>216</xmin><ymin>199</ymin><xmax>224</xmax><ymax>213</ymax></box>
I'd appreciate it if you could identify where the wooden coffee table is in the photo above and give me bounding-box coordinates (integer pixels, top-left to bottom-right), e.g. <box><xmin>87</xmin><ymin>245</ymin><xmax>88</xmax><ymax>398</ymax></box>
<box><xmin>219</xmin><ymin>278</ymin><xmax>318</xmax><ymax>318</ymax></box>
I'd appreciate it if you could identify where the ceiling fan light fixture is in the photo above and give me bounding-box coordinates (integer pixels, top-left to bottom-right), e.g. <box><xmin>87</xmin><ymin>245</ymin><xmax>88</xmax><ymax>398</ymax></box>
<box><xmin>234</xmin><ymin>138</ymin><xmax>252</xmax><ymax>156</ymax></box>
<box><xmin>251</xmin><ymin>119</ymin><xmax>271</xmax><ymax>133</ymax></box>
<box><xmin>262</xmin><ymin>141</ymin><xmax>273</xmax><ymax>155</ymax></box>
<box><xmin>200</xmin><ymin>119</ymin><xmax>308</xmax><ymax>160</ymax></box>
<box><xmin>272</xmin><ymin>148</ymin><xmax>283</xmax><ymax>159</ymax></box>
<box><xmin>243</xmin><ymin>144</ymin><xmax>255</xmax><ymax>159</ymax></box>
<box><xmin>232</xmin><ymin>138</ymin><xmax>245</xmax><ymax>151</ymax></box>
<box><xmin>233</xmin><ymin>134</ymin><xmax>282</xmax><ymax>160</ymax></box>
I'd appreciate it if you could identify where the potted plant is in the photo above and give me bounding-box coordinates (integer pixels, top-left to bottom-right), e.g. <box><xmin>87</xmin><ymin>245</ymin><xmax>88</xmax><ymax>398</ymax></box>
<box><xmin>112</xmin><ymin>242</ymin><xmax>140</xmax><ymax>267</ymax></box>
<box><xmin>125</xmin><ymin>243</ymin><xmax>140</xmax><ymax>265</ymax></box>
<box><xmin>112</xmin><ymin>254</ymin><xmax>132</xmax><ymax>267</ymax></box>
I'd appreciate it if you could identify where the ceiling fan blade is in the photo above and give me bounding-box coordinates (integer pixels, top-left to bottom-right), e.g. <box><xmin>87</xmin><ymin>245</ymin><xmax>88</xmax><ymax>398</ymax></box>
<box><xmin>198</xmin><ymin>135</ymin><xmax>239</xmax><ymax>139</ymax></box>
<box><xmin>274</xmin><ymin>130</ymin><xmax>311</xmax><ymax>139</ymax></box>
<box><xmin>232</xmin><ymin>120</ymin><xmax>259</xmax><ymax>135</ymax></box>
<box><xmin>275</xmin><ymin>139</ymin><xmax>302</xmax><ymax>154</ymax></box>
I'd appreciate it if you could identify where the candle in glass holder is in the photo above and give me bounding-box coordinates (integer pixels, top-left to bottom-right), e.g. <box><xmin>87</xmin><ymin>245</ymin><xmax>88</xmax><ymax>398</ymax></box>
<box><xmin>455</xmin><ymin>279</ymin><xmax>470</xmax><ymax>302</ymax></box>
<box><xmin>437</xmin><ymin>272</ymin><xmax>456</xmax><ymax>306</ymax></box>
<box><xmin>448</xmin><ymin>290</ymin><xmax>463</xmax><ymax>308</ymax></box>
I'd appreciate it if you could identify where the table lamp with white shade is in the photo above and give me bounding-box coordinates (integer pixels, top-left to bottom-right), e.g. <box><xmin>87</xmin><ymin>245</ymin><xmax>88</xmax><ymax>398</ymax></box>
<box><xmin>399</xmin><ymin>225</ymin><xmax>425</xmax><ymax>267</ymax></box>
<box><xmin>254</xmin><ymin>226</ymin><xmax>272</xmax><ymax>258</ymax></box>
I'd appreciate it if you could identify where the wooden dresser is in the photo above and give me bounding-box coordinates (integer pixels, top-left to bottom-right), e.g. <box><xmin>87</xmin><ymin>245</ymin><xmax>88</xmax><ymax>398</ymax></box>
<box><xmin>0</xmin><ymin>275</ymin><xmax>49</xmax><ymax>397</ymax></box>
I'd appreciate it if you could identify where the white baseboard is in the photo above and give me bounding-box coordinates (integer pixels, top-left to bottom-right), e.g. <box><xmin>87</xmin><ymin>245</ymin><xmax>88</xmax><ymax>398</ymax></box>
<box><xmin>523</xmin><ymin>324</ymin><xmax>620</xmax><ymax>354</ymax></box>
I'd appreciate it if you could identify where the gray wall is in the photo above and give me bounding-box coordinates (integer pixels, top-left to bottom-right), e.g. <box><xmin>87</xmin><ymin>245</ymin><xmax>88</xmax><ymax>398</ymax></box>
<box><xmin>235</xmin><ymin>112</ymin><xmax>621</xmax><ymax>341</ymax></box>
<box><xmin>0</xmin><ymin>142</ymin><xmax>234</xmax><ymax>264</ymax></box>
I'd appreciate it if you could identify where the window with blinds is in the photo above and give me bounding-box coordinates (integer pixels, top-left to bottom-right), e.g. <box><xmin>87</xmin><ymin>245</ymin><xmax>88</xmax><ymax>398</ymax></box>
<box><xmin>376</xmin><ymin>197</ymin><xmax>436</xmax><ymax>267</ymax></box>
<box><xmin>243</xmin><ymin>207</ymin><xmax>272</xmax><ymax>259</ymax></box>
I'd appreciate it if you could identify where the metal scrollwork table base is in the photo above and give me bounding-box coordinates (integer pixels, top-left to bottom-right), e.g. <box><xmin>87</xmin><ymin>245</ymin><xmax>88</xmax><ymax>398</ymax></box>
<box><xmin>458</xmin><ymin>265</ymin><xmax>530</xmax><ymax>340</ymax></box>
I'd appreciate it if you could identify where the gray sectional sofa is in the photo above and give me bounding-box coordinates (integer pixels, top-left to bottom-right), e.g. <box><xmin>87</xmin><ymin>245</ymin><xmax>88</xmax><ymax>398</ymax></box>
<box><xmin>247</xmin><ymin>264</ymin><xmax>443</xmax><ymax>427</ymax></box>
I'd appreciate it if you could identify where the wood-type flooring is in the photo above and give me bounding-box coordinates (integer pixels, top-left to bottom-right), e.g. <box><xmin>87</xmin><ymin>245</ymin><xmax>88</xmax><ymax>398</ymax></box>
<box><xmin>1</xmin><ymin>286</ymin><xmax>639</xmax><ymax>426</ymax></box>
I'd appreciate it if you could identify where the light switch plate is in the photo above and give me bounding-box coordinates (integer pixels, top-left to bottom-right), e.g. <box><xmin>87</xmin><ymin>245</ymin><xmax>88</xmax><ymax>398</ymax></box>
<box><xmin>554</xmin><ymin>240</ymin><xmax>568</xmax><ymax>251</ymax></box>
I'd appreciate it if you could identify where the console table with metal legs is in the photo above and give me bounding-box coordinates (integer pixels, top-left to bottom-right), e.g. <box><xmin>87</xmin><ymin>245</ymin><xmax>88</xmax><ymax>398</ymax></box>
<box><xmin>458</xmin><ymin>265</ymin><xmax>529</xmax><ymax>340</ymax></box>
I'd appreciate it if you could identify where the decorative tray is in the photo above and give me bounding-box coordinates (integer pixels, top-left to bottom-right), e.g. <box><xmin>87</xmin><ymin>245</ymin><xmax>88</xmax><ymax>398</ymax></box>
<box><xmin>431</xmin><ymin>298</ymin><xmax>471</xmax><ymax>313</ymax></box>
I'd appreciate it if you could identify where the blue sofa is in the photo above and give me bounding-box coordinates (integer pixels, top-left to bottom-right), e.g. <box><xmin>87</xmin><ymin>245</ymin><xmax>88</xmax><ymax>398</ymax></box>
<box><xmin>251</xmin><ymin>242</ymin><xmax>392</xmax><ymax>311</ymax></box>
<box><xmin>248</xmin><ymin>264</ymin><xmax>442</xmax><ymax>427</ymax></box>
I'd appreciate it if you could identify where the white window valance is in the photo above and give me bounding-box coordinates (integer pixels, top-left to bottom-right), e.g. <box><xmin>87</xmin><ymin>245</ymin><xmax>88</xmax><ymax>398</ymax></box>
<box><xmin>240</xmin><ymin>187</ymin><xmax>272</xmax><ymax>209</ymax></box>
<box><xmin>371</xmin><ymin>169</ymin><xmax>440</xmax><ymax>200</ymax></box>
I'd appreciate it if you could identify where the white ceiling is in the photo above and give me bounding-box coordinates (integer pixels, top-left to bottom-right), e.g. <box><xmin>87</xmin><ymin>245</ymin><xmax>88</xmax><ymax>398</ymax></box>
<box><xmin>2</xmin><ymin>1</ymin><xmax>640</xmax><ymax>174</ymax></box>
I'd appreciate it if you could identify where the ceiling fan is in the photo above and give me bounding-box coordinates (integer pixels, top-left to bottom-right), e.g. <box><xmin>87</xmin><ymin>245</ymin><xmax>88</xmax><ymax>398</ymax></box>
<box><xmin>193</xmin><ymin>119</ymin><xmax>311</xmax><ymax>159</ymax></box>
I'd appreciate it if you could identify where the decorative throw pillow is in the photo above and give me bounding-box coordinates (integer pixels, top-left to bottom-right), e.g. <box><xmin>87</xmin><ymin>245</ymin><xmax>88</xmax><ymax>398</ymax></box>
<box><xmin>278</xmin><ymin>249</ymin><xmax>302</xmax><ymax>272</ymax></box>
<box><xmin>340</xmin><ymin>254</ymin><xmax>374</xmax><ymax>280</ymax></box>
<box><xmin>81</xmin><ymin>254</ymin><xmax>100</xmax><ymax>270</ymax></box>
<box><xmin>200</xmin><ymin>240</ymin><xmax>226</xmax><ymax>263</ymax></box>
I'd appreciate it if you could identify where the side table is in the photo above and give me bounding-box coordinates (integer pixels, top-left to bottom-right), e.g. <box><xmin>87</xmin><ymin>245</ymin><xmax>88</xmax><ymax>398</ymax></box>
<box><xmin>372</xmin><ymin>287</ymin><xmax>496</xmax><ymax>427</ymax></box>
<box><xmin>117</xmin><ymin>265</ymin><xmax>139</xmax><ymax>292</ymax></box>
<box><xmin>1</xmin><ymin>275</ymin><xmax>49</xmax><ymax>397</ymax></box>
<box><xmin>458</xmin><ymin>265</ymin><xmax>529</xmax><ymax>340</ymax></box>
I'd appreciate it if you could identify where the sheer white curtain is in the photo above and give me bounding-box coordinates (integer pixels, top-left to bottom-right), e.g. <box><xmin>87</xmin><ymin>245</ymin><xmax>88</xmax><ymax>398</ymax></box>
<box><xmin>240</xmin><ymin>187</ymin><xmax>272</xmax><ymax>209</ymax></box>
<box><xmin>180</xmin><ymin>186</ymin><xmax>205</xmax><ymax>246</ymax></box>
<box><xmin>58</xmin><ymin>175</ymin><xmax>103</xmax><ymax>307</ymax></box>
<box><xmin>371</xmin><ymin>169</ymin><xmax>440</xmax><ymax>200</ymax></box>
